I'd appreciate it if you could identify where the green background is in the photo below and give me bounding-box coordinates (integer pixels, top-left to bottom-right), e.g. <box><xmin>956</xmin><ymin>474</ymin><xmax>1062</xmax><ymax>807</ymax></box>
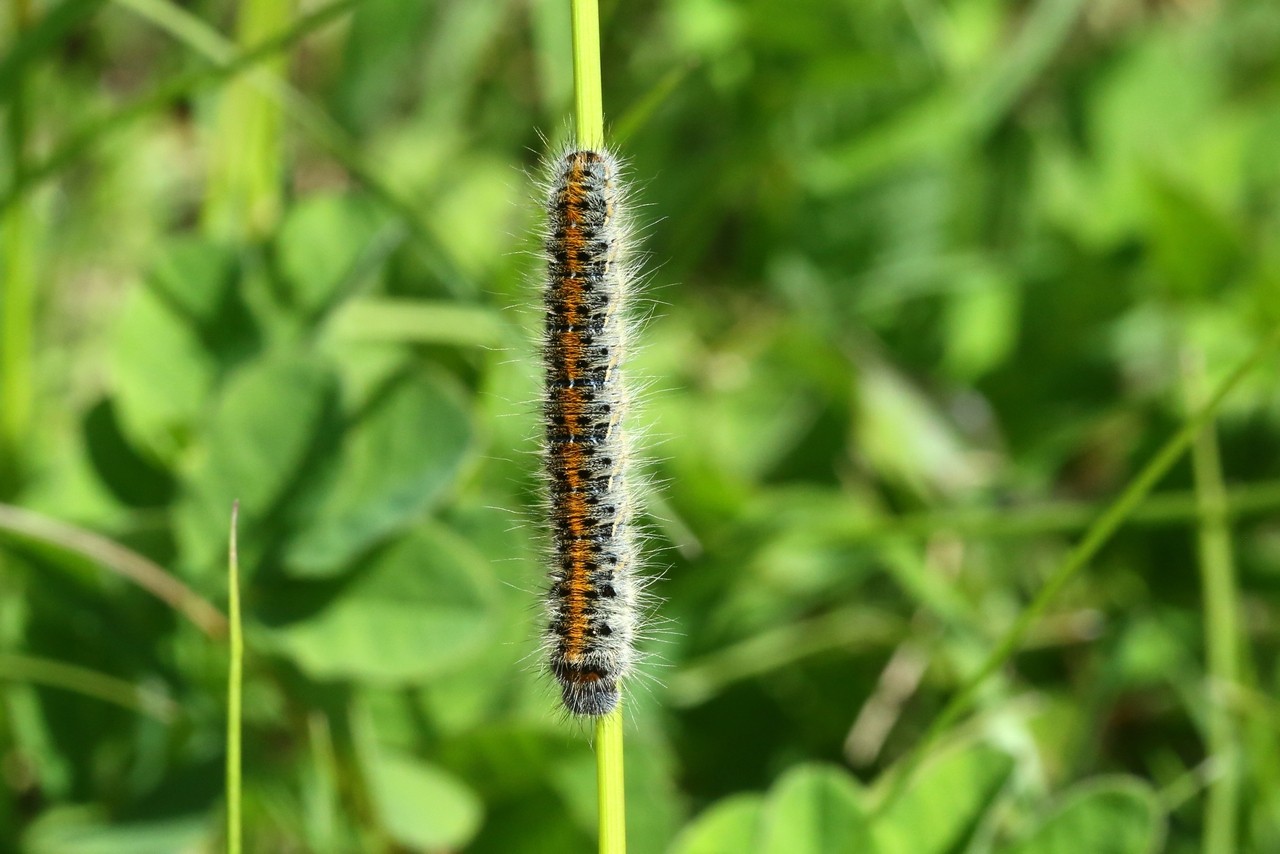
<box><xmin>1</xmin><ymin>0</ymin><xmax>1279</xmax><ymax>850</ymax></box>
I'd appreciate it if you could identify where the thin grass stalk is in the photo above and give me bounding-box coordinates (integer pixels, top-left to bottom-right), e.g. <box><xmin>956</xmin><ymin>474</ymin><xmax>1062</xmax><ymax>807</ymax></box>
<box><xmin>878</xmin><ymin>325</ymin><xmax>1280</xmax><ymax>811</ymax></box>
<box><xmin>226</xmin><ymin>502</ymin><xmax>243</xmax><ymax>854</ymax></box>
<box><xmin>597</xmin><ymin>701</ymin><xmax>626</xmax><ymax>854</ymax></box>
<box><xmin>204</xmin><ymin>0</ymin><xmax>291</xmax><ymax>238</ymax></box>
<box><xmin>571</xmin><ymin>0</ymin><xmax>603</xmax><ymax>150</ymax></box>
<box><xmin>569</xmin><ymin>0</ymin><xmax>626</xmax><ymax>851</ymax></box>
<box><xmin>1</xmin><ymin>0</ymin><xmax>34</xmax><ymax>484</ymax></box>
<box><xmin>1184</xmin><ymin>352</ymin><xmax>1242</xmax><ymax>854</ymax></box>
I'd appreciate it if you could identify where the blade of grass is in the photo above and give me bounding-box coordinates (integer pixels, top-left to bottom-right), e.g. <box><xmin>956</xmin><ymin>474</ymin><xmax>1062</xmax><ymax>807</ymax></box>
<box><xmin>226</xmin><ymin>501</ymin><xmax>243</xmax><ymax>854</ymax></box>
<box><xmin>570</xmin><ymin>0</ymin><xmax>625</xmax><ymax>850</ymax></box>
<box><xmin>303</xmin><ymin>712</ymin><xmax>340</xmax><ymax>851</ymax></box>
<box><xmin>612</xmin><ymin>62</ymin><xmax>692</xmax><ymax>147</ymax></box>
<box><xmin>202</xmin><ymin>0</ymin><xmax>291</xmax><ymax>238</ymax></box>
<box><xmin>0</xmin><ymin>503</ymin><xmax>227</xmax><ymax>637</ymax></box>
<box><xmin>876</xmin><ymin>325</ymin><xmax>1280</xmax><ymax>811</ymax></box>
<box><xmin>0</xmin><ymin>652</ymin><xmax>177</xmax><ymax>720</ymax></box>
<box><xmin>1</xmin><ymin>0</ymin><xmax>35</xmax><ymax>486</ymax></box>
<box><xmin>597</xmin><ymin>699</ymin><xmax>626</xmax><ymax>854</ymax></box>
<box><xmin>1184</xmin><ymin>351</ymin><xmax>1243</xmax><ymax>854</ymax></box>
<box><xmin>572</xmin><ymin>0</ymin><xmax>604</xmax><ymax>150</ymax></box>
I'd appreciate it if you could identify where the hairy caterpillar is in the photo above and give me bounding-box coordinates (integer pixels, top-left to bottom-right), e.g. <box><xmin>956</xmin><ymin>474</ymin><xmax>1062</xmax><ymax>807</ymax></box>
<box><xmin>540</xmin><ymin>147</ymin><xmax>641</xmax><ymax>717</ymax></box>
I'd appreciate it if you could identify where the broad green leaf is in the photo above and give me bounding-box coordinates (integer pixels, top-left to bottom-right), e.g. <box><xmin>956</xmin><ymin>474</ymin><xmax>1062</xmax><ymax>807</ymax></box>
<box><xmin>272</xmin><ymin>523</ymin><xmax>499</xmax><ymax>683</ymax></box>
<box><xmin>110</xmin><ymin>284</ymin><xmax>217</xmax><ymax>461</ymax></box>
<box><xmin>669</xmin><ymin>794</ymin><xmax>765</xmax><ymax>854</ymax></box>
<box><xmin>758</xmin><ymin>764</ymin><xmax>876</xmax><ymax>854</ymax></box>
<box><xmin>1002</xmin><ymin>777</ymin><xmax>1164</xmax><ymax>854</ymax></box>
<box><xmin>176</xmin><ymin>352</ymin><xmax>338</xmax><ymax>569</ymax></box>
<box><xmin>334</xmin><ymin>0</ymin><xmax>430</xmax><ymax>131</ymax></box>
<box><xmin>944</xmin><ymin>269</ymin><xmax>1020</xmax><ymax>381</ymax></box>
<box><xmin>82</xmin><ymin>398</ymin><xmax>175</xmax><ymax>508</ymax></box>
<box><xmin>874</xmin><ymin>744</ymin><xmax>1013</xmax><ymax>854</ymax></box>
<box><xmin>1144</xmin><ymin>176</ymin><xmax>1240</xmax><ymax>300</ymax></box>
<box><xmin>145</xmin><ymin>237</ymin><xmax>239</xmax><ymax>324</ymax></box>
<box><xmin>325</xmin><ymin>297</ymin><xmax>506</xmax><ymax>348</ymax></box>
<box><xmin>22</xmin><ymin>806</ymin><xmax>208</xmax><ymax>854</ymax></box>
<box><xmin>366</xmin><ymin>749</ymin><xmax>483</xmax><ymax>851</ymax></box>
<box><xmin>286</xmin><ymin>370</ymin><xmax>473</xmax><ymax>577</ymax></box>
<box><xmin>276</xmin><ymin>194</ymin><xmax>381</xmax><ymax>317</ymax></box>
<box><xmin>468</xmin><ymin>794</ymin><xmax>592</xmax><ymax>854</ymax></box>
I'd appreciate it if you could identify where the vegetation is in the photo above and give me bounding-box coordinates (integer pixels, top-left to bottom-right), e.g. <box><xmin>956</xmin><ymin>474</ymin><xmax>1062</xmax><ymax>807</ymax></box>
<box><xmin>1</xmin><ymin>0</ymin><xmax>1279</xmax><ymax>851</ymax></box>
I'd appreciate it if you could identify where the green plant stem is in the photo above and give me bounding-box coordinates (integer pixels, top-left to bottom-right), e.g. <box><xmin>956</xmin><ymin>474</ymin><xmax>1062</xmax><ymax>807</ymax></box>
<box><xmin>597</xmin><ymin>704</ymin><xmax>626</xmax><ymax>854</ymax></box>
<box><xmin>878</xmin><ymin>326</ymin><xmax>1280</xmax><ymax>812</ymax></box>
<box><xmin>1</xmin><ymin>0</ymin><xmax>34</xmax><ymax>484</ymax></box>
<box><xmin>571</xmin><ymin>0</ymin><xmax>603</xmax><ymax>149</ymax></box>
<box><xmin>203</xmin><ymin>0</ymin><xmax>291</xmax><ymax>238</ymax></box>
<box><xmin>570</xmin><ymin>2</ymin><xmax>623</xmax><ymax>851</ymax></box>
<box><xmin>227</xmin><ymin>502</ymin><xmax>243</xmax><ymax>854</ymax></box>
<box><xmin>1185</xmin><ymin>353</ymin><xmax>1242</xmax><ymax>854</ymax></box>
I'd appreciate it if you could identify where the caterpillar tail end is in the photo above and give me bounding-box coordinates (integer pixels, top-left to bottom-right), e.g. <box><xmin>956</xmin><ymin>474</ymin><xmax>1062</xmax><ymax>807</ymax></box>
<box><xmin>555</xmin><ymin>662</ymin><xmax>620</xmax><ymax>717</ymax></box>
<box><xmin>563</xmin><ymin>681</ymin><xmax>619</xmax><ymax>717</ymax></box>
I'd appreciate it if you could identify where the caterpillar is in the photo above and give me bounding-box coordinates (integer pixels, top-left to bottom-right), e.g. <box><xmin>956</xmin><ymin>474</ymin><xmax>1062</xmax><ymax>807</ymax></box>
<box><xmin>540</xmin><ymin>147</ymin><xmax>641</xmax><ymax>717</ymax></box>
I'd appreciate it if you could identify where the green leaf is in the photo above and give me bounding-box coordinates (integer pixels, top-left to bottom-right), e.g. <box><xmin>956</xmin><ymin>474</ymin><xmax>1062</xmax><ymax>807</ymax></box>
<box><xmin>82</xmin><ymin>398</ymin><xmax>175</xmax><ymax>508</ymax></box>
<box><xmin>366</xmin><ymin>749</ymin><xmax>483</xmax><ymax>851</ymax></box>
<box><xmin>109</xmin><ymin>284</ymin><xmax>217</xmax><ymax>461</ymax></box>
<box><xmin>21</xmin><ymin>806</ymin><xmax>208</xmax><ymax>854</ymax></box>
<box><xmin>271</xmin><ymin>522</ymin><xmax>500</xmax><ymax>683</ymax></box>
<box><xmin>1002</xmin><ymin>777</ymin><xmax>1164</xmax><ymax>854</ymax></box>
<box><xmin>1143</xmin><ymin>175</ymin><xmax>1240</xmax><ymax>300</ymax></box>
<box><xmin>943</xmin><ymin>269</ymin><xmax>1020</xmax><ymax>381</ymax></box>
<box><xmin>286</xmin><ymin>370</ymin><xmax>473</xmax><ymax>577</ymax></box>
<box><xmin>669</xmin><ymin>794</ymin><xmax>765</xmax><ymax>854</ymax></box>
<box><xmin>759</xmin><ymin>764</ymin><xmax>876</xmax><ymax>854</ymax></box>
<box><xmin>874</xmin><ymin>744</ymin><xmax>1013</xmax><ymax>854</ymax></box>
<box><xmin>276</xmin><ymin>193</ymin><xmax>381</xmax><ymax>317</ymax></box>
<box><xmin>333</xmin><ymin>0</ymin><xmax>430</xmax><ymax>131</ymax></box>
<box><xmin>145</xmin><ymin>237</ymin><xmax>239</xmax><ymax>324</ymax></box>
<box><xmin>176</xmin><ymin>352</ymin><xmax>338</xmax><ymax>569</ymax></box>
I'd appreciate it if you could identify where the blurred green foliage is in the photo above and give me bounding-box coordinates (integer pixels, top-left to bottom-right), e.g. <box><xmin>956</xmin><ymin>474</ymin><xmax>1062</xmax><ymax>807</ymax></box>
<box><xmin>1</xmin><ymin>0</ymin><xmax>1280</xmax><ymax>851</ymax></box>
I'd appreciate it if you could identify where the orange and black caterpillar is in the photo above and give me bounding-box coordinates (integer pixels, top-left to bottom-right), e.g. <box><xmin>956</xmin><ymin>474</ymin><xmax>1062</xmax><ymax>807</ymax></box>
<box><xmin>541</xmin><ymin>148</ymin><xmax>640</xmax><ymax>717</ymax></box>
